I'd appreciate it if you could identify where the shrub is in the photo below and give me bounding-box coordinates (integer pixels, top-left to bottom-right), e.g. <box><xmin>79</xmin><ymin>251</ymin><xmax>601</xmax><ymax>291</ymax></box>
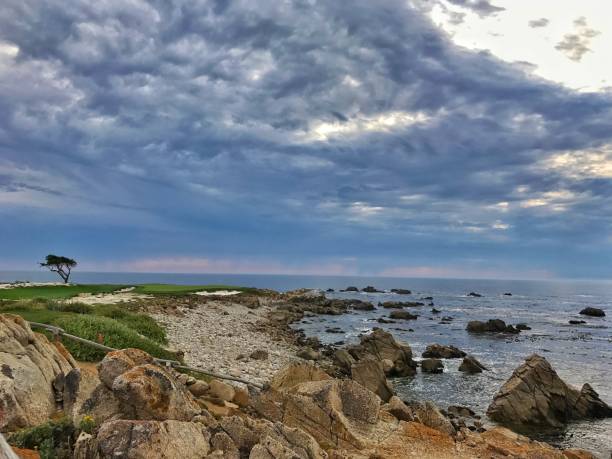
<box><xmin>52</xmin><ymin>315</ymin><xmax>176</xmax><ymax>362</ymax></box>
<box><xmin>78</xmin><ymin>415</ymin><xmax>95</xmax><ymax>434</ymax></box>
<box><xmin>7</xmin><ymin>416</ymin><xmax>75</xmax><ymax>459</ymax></box>
<box><xmin>94</xmin><ymin>305</ymin><xmax>167</xmax><ymax>344</ymax></box>
<box><xmin>46</xmin><ymin>301</ymin><xmax>93</xmax><ymax>314</ymax></box>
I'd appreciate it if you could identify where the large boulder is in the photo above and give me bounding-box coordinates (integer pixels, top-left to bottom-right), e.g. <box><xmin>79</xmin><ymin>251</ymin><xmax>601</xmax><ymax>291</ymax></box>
<box><xmin>350</xmin><ymin>358</ymin><xmax>394</xmax><ymax>402</ymax></box>
<box><xmin>0</xmin><ymin>314</ymin><xmax>77</xmax><ymax>431</ymax></box>
<box><xmin>404</xmin><ymin>400</ymin><xmax>455</xmax><ymax>436</ymax></box>
<box><xmin>74</xmin><ymin>419</ymin><xmax>211</xmax><ymax>458</ymax></box>
<box><xmin>487</xmin><ymin>354</ymin><xmax>612</xmax><ymax>428</ymax></box>
<box><xmin>422</xmin><ymin>344</ymin><xmax>466</xmax><ymax>359</ymax></box>
<box><xmin>269</xmin><ymin>362</ymin><xmax>331</xmax><ymax>391</ymax></box>
<box><xmin>97</xmin><ymin>348</ymin><xmax>154</xmax><ymax>390</ymax></box>
<box><xmin>347</xmin><ymin>328</ymin><xmax>417</xmax><ymax>377</ymax></box>
<box><xmin>111</xmin><ymin>364</ymin><xmax>201</xmax><ymax>421</ymax></box>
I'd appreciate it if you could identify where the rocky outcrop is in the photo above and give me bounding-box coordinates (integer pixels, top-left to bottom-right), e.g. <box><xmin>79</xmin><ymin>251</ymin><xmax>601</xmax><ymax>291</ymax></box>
<box><xmin>347</xmin><ymin>328</ymin><xmax>417</xmax><ymax>377</ymax></box>
<box><xmin>579</xmin><ymin>307</ymin><xmax>605</xmax><ymax>317</ymax></box>
<box><xmin>253</xmin><ymin>378</ymin><xmax>381</xmax><ymax>450</ymax></box>
<box><xmin>350</xmin><ymin>358</ymin><xmax>394</xmax><ymax>402</ymax></box>
<box><xmin>466</xmin><ymin>319</ymin><xmax>519</xmax><ymax>334</ymax></box>
<box><xmin>487</xmin><ymin>354</ymin><xmax>612</xmax><ymax>428</ymax></box>
<box><xmin>0</xmin><ymin>314</ymin><xmax>78</xmax><ymax>431</ymax></box>
<box><xmin>458</xmin><ymin>355</ymin><xmax>487</xmax><ymax>374</ymax></box>
<box><xmin>422</xmin><ymin>344</ymin><xmax>466</xmax><ymax>359</ymax></box>
<box><xmin>467</xmin><ymin>292</ymin><xmax>482</xmax><ymax>297</ymax></box>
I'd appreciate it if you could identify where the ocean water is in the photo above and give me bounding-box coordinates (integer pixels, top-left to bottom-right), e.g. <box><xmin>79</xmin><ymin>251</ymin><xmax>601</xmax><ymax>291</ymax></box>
<box><xmin>1</xmin><ymin>271</ymin><xmax>611</xmax><ymax>456</ymax></box>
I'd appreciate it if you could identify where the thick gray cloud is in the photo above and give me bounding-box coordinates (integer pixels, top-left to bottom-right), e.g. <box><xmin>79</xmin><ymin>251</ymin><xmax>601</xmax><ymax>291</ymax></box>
<box><xmin>0</xmin><ymin>0</ymin><xmax>611</xmax><ymax>278</ymax></box>
<box><xmin>528</xmin><ymin>18</ymin><xmax>550</xmax><ymax>28</ymax></box>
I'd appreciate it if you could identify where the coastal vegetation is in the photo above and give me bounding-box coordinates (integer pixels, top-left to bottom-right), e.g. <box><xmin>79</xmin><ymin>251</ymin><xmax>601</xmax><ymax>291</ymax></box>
<box><xmin>0</xmin><ymin>283</ymin><xmax>254</xmax><ymax>300</ymax></box>
<box><xmin>0</xmin><ymin>296</ymin><xmax>172</xmax><ymax>361</ymax></box>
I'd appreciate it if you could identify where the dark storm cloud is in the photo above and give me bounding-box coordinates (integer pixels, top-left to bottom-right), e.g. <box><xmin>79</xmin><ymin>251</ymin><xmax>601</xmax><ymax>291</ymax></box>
<box><xmin>0</xmin><ymin>0</ymin><xmax>611</xmax><ymax>278</ymax></box>
<box><xmin>445</xmin><ymin>0</ymin><xmax>505</xmax><ymax>17</ymax></box>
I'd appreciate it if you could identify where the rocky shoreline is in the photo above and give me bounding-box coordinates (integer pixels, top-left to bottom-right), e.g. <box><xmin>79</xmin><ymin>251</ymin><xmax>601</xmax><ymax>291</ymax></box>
<box><xmin>1</xmin><ymin>287</ymin><xmax>611</xmax><ymax>458</ymax></box>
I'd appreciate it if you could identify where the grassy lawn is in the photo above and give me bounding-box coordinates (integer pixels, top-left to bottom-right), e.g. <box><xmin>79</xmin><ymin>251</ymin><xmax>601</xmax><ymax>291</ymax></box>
<box><xmin>0</xmin><ymin>284</ymin><xmax>128</xmax><ymax>300</ymax></box>
<box><xmin>132</xmin><ymin>283</ymin><xmax>256</xmax><ymax>295</ymax></box>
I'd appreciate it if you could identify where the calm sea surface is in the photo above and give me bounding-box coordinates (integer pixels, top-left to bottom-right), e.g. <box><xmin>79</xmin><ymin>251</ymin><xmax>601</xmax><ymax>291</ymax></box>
<box><xmin>2</xmin><ymin>271</ymin><xmax>611</xmax><ymax>456</ymax></box>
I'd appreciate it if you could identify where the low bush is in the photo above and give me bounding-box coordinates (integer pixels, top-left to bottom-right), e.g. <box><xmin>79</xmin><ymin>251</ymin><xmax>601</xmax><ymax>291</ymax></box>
<box><xmin>7</xmin><ymin>416</ymin><xmax>75</xmax><ymax>459</ymax></box>
<box><xmin>94</xmin><ymin>305</ymin><xmax>167</xmax><ymax>344</ymax></box>
<box><xmin>46</xmin><ymin>301</ymin><xmax>94</xmax><ymax>314</ymax></box>
<box><xmin>53</xmin><ymin>315</ymin><xmax>176</xmax><ymax>362</ymax></box>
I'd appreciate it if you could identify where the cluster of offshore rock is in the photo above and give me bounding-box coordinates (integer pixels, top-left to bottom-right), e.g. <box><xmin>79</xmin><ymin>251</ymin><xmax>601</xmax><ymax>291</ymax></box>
<box><xmin>1</xmin><ymin>313</ymin><xmax>610</xmax><ymax>459</ymax></box>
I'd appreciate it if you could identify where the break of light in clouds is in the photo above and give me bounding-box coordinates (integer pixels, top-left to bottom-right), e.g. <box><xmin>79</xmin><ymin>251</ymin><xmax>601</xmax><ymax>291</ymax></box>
<box><xmin>0</xmin><ymin>0</ymin><xmax>611</xmax><ymax>280</ymax></box>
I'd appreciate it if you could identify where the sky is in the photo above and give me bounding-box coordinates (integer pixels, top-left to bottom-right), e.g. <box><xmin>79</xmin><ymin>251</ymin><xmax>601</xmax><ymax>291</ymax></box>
<box><xmin>0</xmin><ymin>0</ymin><xmax>611</xmax><ymax>280</ymax></box>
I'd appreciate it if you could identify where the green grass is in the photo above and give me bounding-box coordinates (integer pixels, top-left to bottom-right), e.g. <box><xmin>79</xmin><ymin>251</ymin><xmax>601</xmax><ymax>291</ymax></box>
<box><xmin>0</xmin><ymin>284</ymin><xmax>128</xmax><ymax>300</ymax></box>
<box><xmin>132</xmin><ymin>283</ymin><xmax>256</xmax><ymax>295</ymax></box>
<box><xmin>53</xmin><ymin>315</ymin><xmax>175</xmax><ymax>362</ymax></box>
<box><xmin>0</xmin><ymin>298</ymin><xmax>171</xmax><ymax>361</ymax></box>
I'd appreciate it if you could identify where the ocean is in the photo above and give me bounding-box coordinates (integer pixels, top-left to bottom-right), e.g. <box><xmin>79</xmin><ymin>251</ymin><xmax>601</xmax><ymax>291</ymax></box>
<box><xmin>1</xmin><ymin>271</ymin><xmax>611</xmax><ymax>456</ymax></box>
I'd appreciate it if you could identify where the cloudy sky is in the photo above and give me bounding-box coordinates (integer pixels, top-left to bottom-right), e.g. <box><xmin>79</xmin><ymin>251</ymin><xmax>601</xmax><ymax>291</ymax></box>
<box><xmin>1</xmin><ymin>0</ymin><xmax>611</xmax><ymax>279</ymax></box>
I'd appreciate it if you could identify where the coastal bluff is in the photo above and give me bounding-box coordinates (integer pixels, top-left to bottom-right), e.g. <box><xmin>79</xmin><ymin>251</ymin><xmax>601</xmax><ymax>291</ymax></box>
<box><xmin>0</xmin><ymin>311</ymin><xmax>603</xmax><ymax>459</ymax></box>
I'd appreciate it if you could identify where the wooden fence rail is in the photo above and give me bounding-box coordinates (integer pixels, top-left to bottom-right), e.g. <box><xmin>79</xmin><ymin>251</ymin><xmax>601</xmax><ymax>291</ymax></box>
<box><xmin>27</xmin><ymin>321</ymin><xmax>264</xmax><ymax>390</ymax></box>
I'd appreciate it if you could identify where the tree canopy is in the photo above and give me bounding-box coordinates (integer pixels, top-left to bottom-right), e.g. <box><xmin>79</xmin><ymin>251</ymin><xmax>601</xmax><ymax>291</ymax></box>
<box><xmin>40</xmin><ymin>254</ymin><xmax>77</xmax><ymax>283</ymax></box>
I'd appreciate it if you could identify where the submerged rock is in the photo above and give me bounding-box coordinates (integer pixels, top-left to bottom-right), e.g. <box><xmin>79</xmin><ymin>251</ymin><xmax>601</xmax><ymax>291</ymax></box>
<box><xmin>487</xmin><ymin>354</ymin><xmax>612</xmax><ymax>429</ymax></box>
<box><xmin>389</xmin><ymin>310</ymin><xmax>418</xmax><ymax>321</ymax></box>
<box><xmin>579</xmin><ymin>307</ymin><xmax>605</xmax><ymax>317</ymax></box>
<box><xmin>569</xmin><ymin>320</ymin><xmax>587</xmax><ymax>325</ymax></box>
<box><xmin>467</xmin><ymin>292</ymin><xmax>482</xmax><ymax>297</ymax></box>
<box><xmin>342</xmin><ymin>286</ymin><xmax>359</xmax><ymax>292</ymax></box>
<box><xmin>390</xmin><ymin>289</ymin><xmax>412</xmax><ymax>294</ymax></box>
<box><xmin>458</xmin><ymin>355</ymin><xmax>488</xmax><ymax>374</ymax></box>
<box><xmin>421</xmin><ymin>358</ymin><xmax>444</xmax><ymax>374</ymax></box>
<box><xmin>422</xmin><ymin>344</ymin><xmax>466</xmax><ymax>359</ymax></box>
<box><xmin>380</xmin><ymin>301</ymin><xmax>424</xmax><ymax>309</ymax></box>
<box><xmin>466</xmin><ymin>319</ymin><xmax>519</xmax><ymax>334</ymax></box>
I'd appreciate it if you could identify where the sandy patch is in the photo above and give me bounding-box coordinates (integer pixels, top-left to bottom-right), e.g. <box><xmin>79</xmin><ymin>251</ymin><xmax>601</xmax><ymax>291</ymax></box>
<box><xmin>194</xmin><ymin>290</ymin><xmax>241</xmax><ymax>296</ymax></box>
<box><xmin>0</xmin><ymin>281</ymin><xmax>69</xmax><ymax>289</ymax></box>
<box><xmin>67</xmin><ymin>291</ymin><xmax>152</xmax><ymax>305</ymax></box>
